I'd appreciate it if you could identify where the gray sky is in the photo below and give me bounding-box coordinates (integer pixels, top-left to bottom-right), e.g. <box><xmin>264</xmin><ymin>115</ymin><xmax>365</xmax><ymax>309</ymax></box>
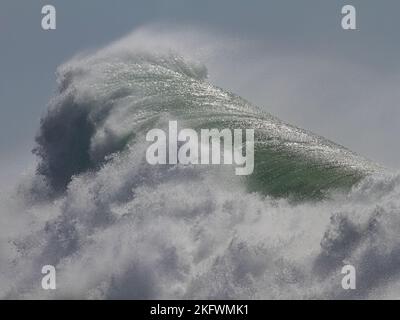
<box><xmin>1</xmin><ymin>0</ymin><xmax>400</xmax><ymax>186</ymax></box>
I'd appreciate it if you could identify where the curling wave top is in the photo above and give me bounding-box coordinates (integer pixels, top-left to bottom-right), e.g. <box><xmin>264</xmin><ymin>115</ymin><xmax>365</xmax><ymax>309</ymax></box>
<box><xmin>34</xmin><ymin>39</ymin><xmax>380</xmax><ymax>200</ymax></box>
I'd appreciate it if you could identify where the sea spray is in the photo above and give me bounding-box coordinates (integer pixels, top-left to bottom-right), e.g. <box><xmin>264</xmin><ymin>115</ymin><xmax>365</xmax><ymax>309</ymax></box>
<box><xmin>0</xmin><ymin>28</ymin><xmax>396</xmax><ymax>300</ymax></box>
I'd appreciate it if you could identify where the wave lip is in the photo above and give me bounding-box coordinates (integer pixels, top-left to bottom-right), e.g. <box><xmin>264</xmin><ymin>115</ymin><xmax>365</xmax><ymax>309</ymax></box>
<box><xmin>33</xmin><ymin>38</ymin><xmax>381</xmax><ymax>199</ymax></box>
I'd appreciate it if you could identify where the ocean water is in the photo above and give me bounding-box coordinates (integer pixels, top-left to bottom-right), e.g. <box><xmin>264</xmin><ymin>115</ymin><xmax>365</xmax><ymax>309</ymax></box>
<box><xmin>1</xmin><ymin>29</ymin><xmax>399</xmax><ymax>299</ymax></box>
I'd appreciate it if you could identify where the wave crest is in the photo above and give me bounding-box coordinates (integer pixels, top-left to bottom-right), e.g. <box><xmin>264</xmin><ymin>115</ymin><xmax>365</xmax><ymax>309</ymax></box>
<box><xmin>1</xmin><ymin>28</ymin><xmax>396</xmax><ymax>300</ymax></box>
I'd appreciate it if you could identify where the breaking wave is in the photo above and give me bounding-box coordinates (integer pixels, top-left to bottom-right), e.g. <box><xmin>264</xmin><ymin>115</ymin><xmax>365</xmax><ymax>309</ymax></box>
<box><xmin>1</xmin><ymin>28</ymin><xmax>399</xmax><ymax>299</ymax></box>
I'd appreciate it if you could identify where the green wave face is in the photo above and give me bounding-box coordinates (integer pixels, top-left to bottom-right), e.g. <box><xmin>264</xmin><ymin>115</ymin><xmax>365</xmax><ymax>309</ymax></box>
<box><xmin>35</xmin><ymin>50</ymin><xmax>380</xmax><ymax>200</ymax></box>
<box><xmin>187</xmin><ymin>114</ymin><xmax>377</xmax><ymax>200</ymax></box>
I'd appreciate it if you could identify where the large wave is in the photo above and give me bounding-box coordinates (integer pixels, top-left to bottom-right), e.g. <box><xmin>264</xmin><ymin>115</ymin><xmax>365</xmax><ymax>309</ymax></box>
<box><xmin>1</xmin><ymin>28</ymin><xmax>399</xmax><ymax>299</ymax></box>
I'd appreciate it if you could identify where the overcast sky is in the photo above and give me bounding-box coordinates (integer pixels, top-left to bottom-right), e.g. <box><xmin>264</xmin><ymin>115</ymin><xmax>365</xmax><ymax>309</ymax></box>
<box><xmin>1</xmin><ymin>0</ymin><xmax>400</xmax><ymax>186</ymax></box>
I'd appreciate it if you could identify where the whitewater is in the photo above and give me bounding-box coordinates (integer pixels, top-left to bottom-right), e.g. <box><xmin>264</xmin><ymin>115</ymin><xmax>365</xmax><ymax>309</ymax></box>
<box><xmin>1</xmin><ymin>28</ymin><xmax>400</xmax><ymax>299</ymax></box>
